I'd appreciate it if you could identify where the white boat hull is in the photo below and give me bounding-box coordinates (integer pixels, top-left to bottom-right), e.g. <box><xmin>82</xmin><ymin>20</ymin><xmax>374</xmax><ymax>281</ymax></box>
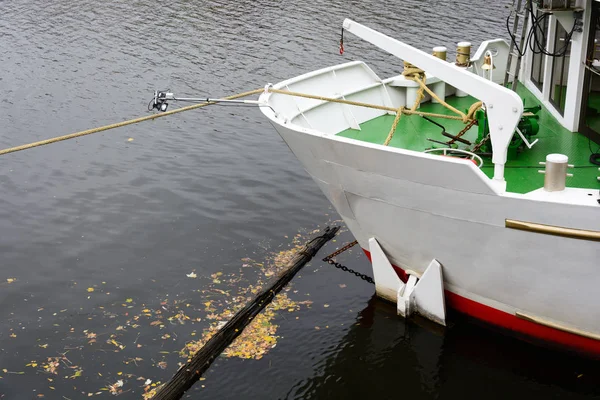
<box><xmin>266</xmin><ymin>118</ymin><xmax>600</xmax><ymax>356</ymax></box>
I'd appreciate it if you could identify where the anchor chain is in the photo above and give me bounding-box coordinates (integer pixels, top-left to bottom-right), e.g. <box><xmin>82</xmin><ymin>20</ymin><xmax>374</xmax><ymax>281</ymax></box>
<box><xmin>322</xmin><ymin>240</ymin><xmax>375</xmax><ymax>284</ymax></box>
<box><xmin>447</xmin><ymin>118</ymin><xmax>478</xmax><ymax>145</ymax></box>
<box><xmin>472</xmin><ymin>133</ymin><xmax>491</xmax><ymax>153</ymax></box>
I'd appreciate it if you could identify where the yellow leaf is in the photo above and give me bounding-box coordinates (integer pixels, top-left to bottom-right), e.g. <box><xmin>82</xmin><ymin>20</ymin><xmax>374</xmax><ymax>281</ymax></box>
<box><xmin>126</xmin><ymin>298</ymin><xmax>133</xmax><ymax>303</ymax></box>
<box><xmin>87</xmin><ymin>287</ymin><xmax>94</xmax><ymax>293</ymax></box>
<box><xmin>6</xmin><ymin>278</ymin><xmax>15</xmax><ymax>283</ymax></box>
<box><xmin>127</xmin><ymin>138</ymin><xmax>134</xmax><ymax>142</ymax></box>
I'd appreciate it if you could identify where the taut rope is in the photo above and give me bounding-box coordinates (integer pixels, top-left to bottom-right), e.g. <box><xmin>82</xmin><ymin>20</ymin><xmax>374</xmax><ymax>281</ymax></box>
<box><xmin>0</xmin><ymin>83</ymin><xmax>481</xmax><ymax>156</ymax></box>
<box><xmin>0</xmin><ymin>89</ymin><xmax>264</xmax><ymax>157</ymax></box>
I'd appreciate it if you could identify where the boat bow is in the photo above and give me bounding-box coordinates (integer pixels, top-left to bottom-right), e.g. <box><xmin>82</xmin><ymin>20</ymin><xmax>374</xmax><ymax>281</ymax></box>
<box><xmin>342</xmin><ymin>18</ymin><xmax>524</xmax><ymax>192</ymax></box>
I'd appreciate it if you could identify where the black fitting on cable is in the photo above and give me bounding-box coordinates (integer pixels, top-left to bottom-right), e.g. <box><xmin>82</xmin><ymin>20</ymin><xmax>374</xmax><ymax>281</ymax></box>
<box><xmin>149</xmin><ymin>90</ymin><xmax>170</xmax><ymax>112</ymax></box>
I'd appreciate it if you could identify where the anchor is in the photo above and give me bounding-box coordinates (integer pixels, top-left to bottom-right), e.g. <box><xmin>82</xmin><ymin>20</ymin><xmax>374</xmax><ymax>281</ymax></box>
<box><xmin>369</xmin><ymin>238</ymin><xmax>446</xmax><ymax>326</ymax></box>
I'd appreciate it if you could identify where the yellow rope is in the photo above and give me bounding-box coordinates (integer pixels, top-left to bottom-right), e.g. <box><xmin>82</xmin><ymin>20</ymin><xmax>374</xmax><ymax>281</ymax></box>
<box><xmin>401</xmin><ymin>65</ymin><xmax>484</xmax><ymax>125</ymax></box>
<box><xmin>0</xmin><ymin>88</ymin><xmax>264</xmax><ymax>157</ymax></box>
<box><xmin>466</xmin><ymin>100</ymin><xmax>483</xmax><ymax>120</ymax></box>
<box><xmin>402</xmin><ymin>66</ymin><xmax>427</xmax><ymax>113</ymax></box>
<box><xmin>267</xmin><ymin>88</ymin><xmax>466</xmax><ymax>121</ymax></box>
<box><xmin>0</xmin><ymin>83</ymin><xmax>482</xmax><ymax>157</ymax></box>
<box><xmin>383</xmin><ymin>106</ymin><xmax>404</xmax><ymax>146</ymax></box>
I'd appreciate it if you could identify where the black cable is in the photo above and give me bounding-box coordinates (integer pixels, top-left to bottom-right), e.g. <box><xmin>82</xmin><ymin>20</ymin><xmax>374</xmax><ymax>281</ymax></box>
<box><xmin>507</xmin><ymin>2</ymin><xmax>577</xmax><ymax>59</ymax></box>
<box><xmin>589</xmin><ymin>137</ymin><xmax>600</xmax><ymax>165</ymax></box>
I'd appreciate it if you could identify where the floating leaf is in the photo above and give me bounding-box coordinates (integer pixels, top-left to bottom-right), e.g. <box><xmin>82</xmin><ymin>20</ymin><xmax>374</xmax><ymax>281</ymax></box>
<box><xmin>69</xmin><ymin>369</ymin><xmax>83</xmax><ymax>379</ymax></box>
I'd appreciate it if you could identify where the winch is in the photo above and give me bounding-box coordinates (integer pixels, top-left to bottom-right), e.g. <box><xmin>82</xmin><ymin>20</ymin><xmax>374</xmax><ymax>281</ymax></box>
<box><xmin>474</xmin><ymin>104</ymin><xmax>540</xmax><ymax>158</ymax></box>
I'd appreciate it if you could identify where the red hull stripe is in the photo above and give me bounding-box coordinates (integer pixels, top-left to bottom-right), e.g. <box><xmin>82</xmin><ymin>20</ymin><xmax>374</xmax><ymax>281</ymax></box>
<box><xmin>362</xmin><ymin>249</ymin><xmax>600</xmax><ymax>357</ymax></box>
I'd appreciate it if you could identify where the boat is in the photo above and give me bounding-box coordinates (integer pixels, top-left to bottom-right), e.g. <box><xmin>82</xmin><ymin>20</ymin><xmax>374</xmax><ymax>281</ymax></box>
<box><xmin>256</xmin><ymin>1</ymin><xmax>600</xmax><ymax>356</ymax></box>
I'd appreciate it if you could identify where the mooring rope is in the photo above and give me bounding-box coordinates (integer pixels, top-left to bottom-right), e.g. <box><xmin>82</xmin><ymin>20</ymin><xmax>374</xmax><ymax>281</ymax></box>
<box><xmin>267</xmin><ymin>88</ymin><xmax>468</xmax><ymax>121</ymax></box>
<box><xmin>0</xmin><ymin>84</ymin><xmax>482</xmax><ymax>156</ymax></box>
<box><xmin>402</xmin><ymin>65</ymin><xmax>472</xmax><ymax>123</ymax></box>
<box><xmin>383</xmin><ymin>106</ymin><xmax>405</xmax><ymax>146</ymax></box>
<box><xmin>0</xmin><ymin>88</ymin><xmax>264</xmax><ymax>157</ymax></box>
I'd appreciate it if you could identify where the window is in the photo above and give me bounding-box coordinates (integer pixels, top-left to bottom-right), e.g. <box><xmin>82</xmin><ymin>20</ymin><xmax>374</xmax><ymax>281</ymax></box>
<box><xmin>549</xmin><ymin>21</ymin><xmax>572</xmax><ymax>115</ymax></box>
<box><xmin>530</xmin><ymin>11</ymin><xmax>548</xmax><ymax>90</ymax></box>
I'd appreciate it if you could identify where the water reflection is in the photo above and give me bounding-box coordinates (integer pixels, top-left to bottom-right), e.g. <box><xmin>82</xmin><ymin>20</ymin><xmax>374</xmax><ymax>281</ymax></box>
<box><xmin>288</xmin><ymin>295</ymin><xmax>600</xmax><ymax>399</ymax></box>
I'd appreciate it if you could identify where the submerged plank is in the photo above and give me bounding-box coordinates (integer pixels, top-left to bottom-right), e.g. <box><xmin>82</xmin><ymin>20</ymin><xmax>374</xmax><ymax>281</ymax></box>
<box><xmin>152</xmin><ymin>226</ymin><xmax>340</xmax><ymax>400</ymax></box>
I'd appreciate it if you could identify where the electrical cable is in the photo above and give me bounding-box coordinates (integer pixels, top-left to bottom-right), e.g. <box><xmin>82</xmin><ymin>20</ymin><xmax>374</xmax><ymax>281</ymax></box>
<box><xmin>507</xmin><ymin>1</ymin><xmax>578</xmax><ymax>59</ymax></box>
<box><xmin>589</xmin><ymin>137</ymin><xmax>600</xmax><ymax>165</ymax></box>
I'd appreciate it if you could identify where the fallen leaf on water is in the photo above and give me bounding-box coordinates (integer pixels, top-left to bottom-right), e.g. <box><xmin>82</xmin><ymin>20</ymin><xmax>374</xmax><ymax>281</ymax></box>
<box><xmin>107</xmin><ymin>379</ymin><xmax>124</xmax><ymax>395</ymax></box>
<box><xmin>6</xmin><ymin>278</ymin><xmax>15</xmax><ymax>283</ymax></box>
<box><xmin>127</xmin><ymin>138</ymin><xmax>134</xmax><ymax>142</ymax></box>
<box><xmin>87</xmin><ymin>287</ymin><xmax>94</xmax><ymax>293</ymax></box>
<box><xmin>69</xmin><ymin>369</ymin><xmax>83</xmax><ymax>379</ymax></box>
<box><xmin>186</xmin><ymin>272</ymin><xmax>197</xmax><ymax>279</ymax></box>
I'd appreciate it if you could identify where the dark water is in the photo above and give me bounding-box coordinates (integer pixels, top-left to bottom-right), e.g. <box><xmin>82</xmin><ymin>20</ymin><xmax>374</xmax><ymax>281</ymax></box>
<box><xmin>1</xmin><ymin>0</ymin><xmax>599</xmax><ymax>398</ymax></box>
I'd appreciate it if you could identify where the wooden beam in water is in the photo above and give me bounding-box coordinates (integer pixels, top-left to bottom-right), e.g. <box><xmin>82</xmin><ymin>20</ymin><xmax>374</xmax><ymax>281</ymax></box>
<box><xmin>152</xmin><ymin>226</ymin><xmax>340</xmax><ymax>400</ymax></box>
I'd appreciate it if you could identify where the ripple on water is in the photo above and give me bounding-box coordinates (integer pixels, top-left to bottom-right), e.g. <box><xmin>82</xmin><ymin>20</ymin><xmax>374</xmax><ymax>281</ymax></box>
<box><xmin>2</xmin><ymin>1</ymin><xmax>598</xmax><ymax>399</ymax></box>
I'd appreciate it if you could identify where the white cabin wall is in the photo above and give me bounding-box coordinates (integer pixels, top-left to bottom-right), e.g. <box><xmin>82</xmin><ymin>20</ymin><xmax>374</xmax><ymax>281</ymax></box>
<box><xmin>562</xmin><ymin>1</ymin><xmax>593</xmax><ymax>131</ymax></box>
<box><xmin>521</xmin><ymin>0</ymin><xmax>593</xmax><ymax>132</ymax></box>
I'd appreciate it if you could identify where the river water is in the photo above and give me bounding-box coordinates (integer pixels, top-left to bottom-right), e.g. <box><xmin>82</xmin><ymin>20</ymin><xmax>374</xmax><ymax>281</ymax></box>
<box><xmin>1</xmin><ymin>0</ymin><xmax>599</xmax><ymax>398</ymax></box>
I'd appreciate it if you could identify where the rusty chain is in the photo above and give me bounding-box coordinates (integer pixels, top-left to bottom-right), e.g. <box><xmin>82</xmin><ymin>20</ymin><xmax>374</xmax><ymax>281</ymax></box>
<box><xmin>322</xmin><ymin>240</ymin><xmax>375</xmax><ymax>284</ymax></box>
<box><xmin>472</xmin><ymin>133</ymin><xmax>490</xmax><ymax>153</ymax></box>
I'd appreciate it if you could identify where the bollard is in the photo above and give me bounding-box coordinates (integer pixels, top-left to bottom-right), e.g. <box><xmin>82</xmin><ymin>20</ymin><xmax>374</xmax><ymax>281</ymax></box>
<box><xmin>538</xmin><ymin>153</ymin><xmax>573</xmax><ymax>192</ymax></box>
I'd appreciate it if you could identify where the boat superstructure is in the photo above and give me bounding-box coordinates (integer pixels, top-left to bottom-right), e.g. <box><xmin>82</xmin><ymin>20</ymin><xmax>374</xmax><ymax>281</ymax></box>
<box><xmin>259</xmin><ymin>1</ymin><xmax>600</xmax><ymax>356</ymax></box>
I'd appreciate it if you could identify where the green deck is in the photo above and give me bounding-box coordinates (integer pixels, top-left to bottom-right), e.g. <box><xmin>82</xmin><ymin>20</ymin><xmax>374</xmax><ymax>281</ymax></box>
<box><xmin>337</xmin><ymin>85</ymin><xmax>600</xmax><ymax>194</ymax></box>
